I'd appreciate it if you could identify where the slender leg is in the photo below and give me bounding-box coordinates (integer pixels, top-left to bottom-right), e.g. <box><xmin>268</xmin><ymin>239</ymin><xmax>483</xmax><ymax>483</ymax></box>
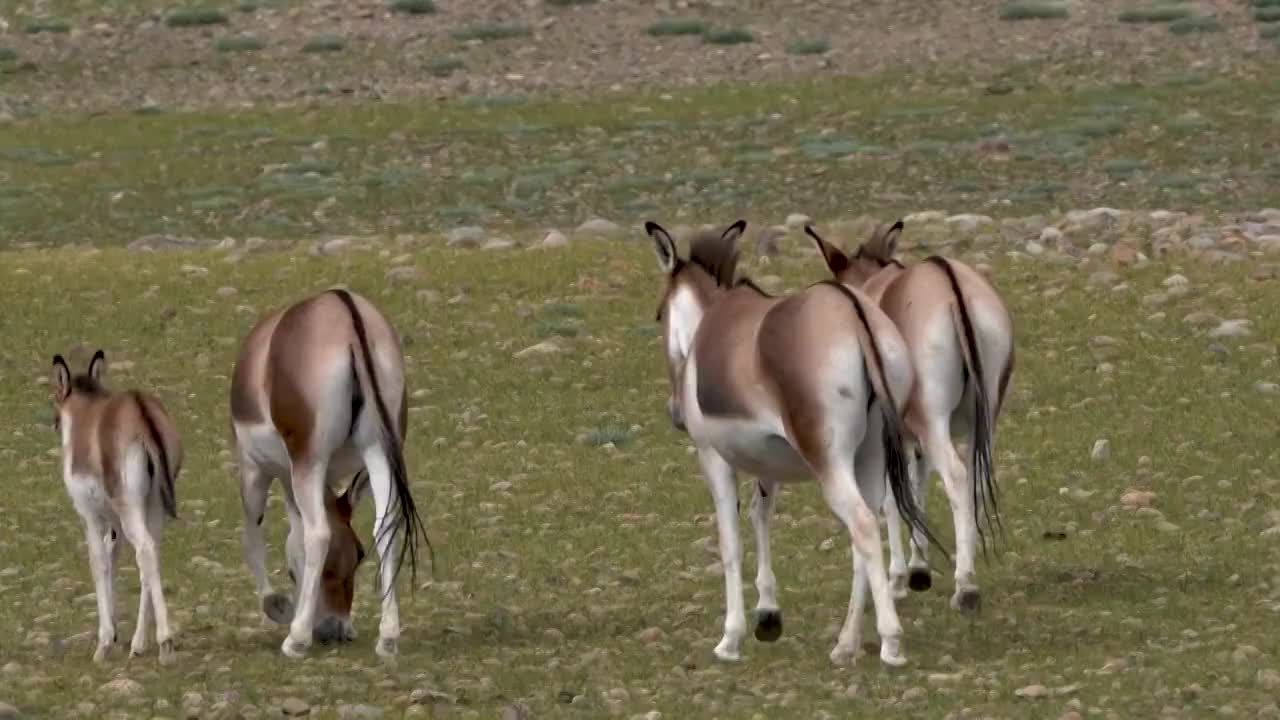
<box><xmin>283</xmin><ymin>460</ymin><xmax>330</xmax><ymax>658</ymax></box>
<box><xmin>361</xmin><ymin>445</ymin><xmax>401</xmax><ymax>658</ymax></box>
<box><xmin>119</xmin><ymin>502</ymin><xmax>175</xmax><ymax>665</ymax></box>
<box><xmin>882</xmin><ymin>491</ymin><xmax>909</xmax><ymax>599</ymax></box>
<box><xmin>923</xmin><ymin>421</ymin><xmax>979</xmax><ymax>613</ymax></box>
<box><xmin>128</xmin><ymin>515</ymin><xmax>153</xmax><ymax>658</ymax></box>
<box><xmin>239</xmin><ymin>461</ymin><xmax>291</xmax><ymax>624</ymax></box>
<box><xmin>84</xmin><ymin>518</ymin><xmax>116</xmax><ymax>663</ymax></box>
<box><xmin>697</xmin><ymin>448</ymin><xmax>745</xmax><ymax>662</ymax></box>
<box><xmin>749</xmin><ymin>478</ymin><xmax>782</xmax><ymax>642</ymax></box>
<box><xmin>906</xmin><ymin>447</ymin><xmax>934</xmax><ymax>592</ymax></box>
<box><xmin>832</xmin><ymin>549</ymin><xmax>870</xmax><ymax>663</ymax></box>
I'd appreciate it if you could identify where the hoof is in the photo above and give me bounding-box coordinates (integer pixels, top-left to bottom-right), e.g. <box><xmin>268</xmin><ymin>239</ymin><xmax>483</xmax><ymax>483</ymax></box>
<box><xmin>879</xmin><ymin>637</ymin><xmax>907</xmax><ymax>667</ymax></box>
<box><xmin>281</xmin><ymin>636</ymin><xmax>310</xmax><ymax>659</ymax></box>
<box><xmin>263</xmin><ymin>592</ymin><xmax>295</xmax><ymax>625</ymax></box>
<box><xmin>376</xmin><ymin>636</ymin><xmax>398</xmax><ymax>658</ymax></box>
<box><xmin>951</xmin><ymin>588</ymin><xmax>981</xmax><ymax>615</ymax></box>
<box><xmin>128</xmin><ymin>644</ymin><xmax>145</xmax><ymax>660</ymax></box>
<box><xmin>158</xmin><ymin>639</ymin><xmax>177</xmax><ymax>666</ymax></box>
<box><xmin>908</xmin><ymin>569</ymin><xmax>933</xmax><ymax>593</ymax></box>
<box><xmin>92</xmin><ymin>643</ymin><xmax>112</xmax><ymax>663</ymax></box>
<box><xmin>713</xmin><ymin>640</ymin><xmax>741</xmax><ymax>663</ymax></box>
<box><xmin>829</xmin><ymin>644</ymin><xmax>859</xmax><ymax>666</ymax></box>
<box><xmin>753</xmin><ymin>609</ymin><xmax>783</xmax><ymax>643</ymax></box>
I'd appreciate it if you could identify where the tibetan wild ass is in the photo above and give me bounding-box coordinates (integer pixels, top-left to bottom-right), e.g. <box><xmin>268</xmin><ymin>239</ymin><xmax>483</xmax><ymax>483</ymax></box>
<box><xmin>645</xmin><ymin>219</ymin><xmax>947</xmax><ymax>666</ymax></box>
<box><xmin>51</xmin><ymin>349</ymin><xmax>183</xmax><ymax>665</ymax></box>
<box><xmin>230</xmin><ymin>288</ymin><xmax>430</xmax><ymax>658</ymax></box>
<box><xmin>807</xmin><ymin>221</ymin><xmax>1014</xmax><ymax>613</ymax></box>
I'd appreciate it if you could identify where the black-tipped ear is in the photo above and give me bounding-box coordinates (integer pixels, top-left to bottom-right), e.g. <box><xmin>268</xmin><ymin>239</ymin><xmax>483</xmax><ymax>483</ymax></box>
<box><xmin>882</xmin><ymin>220</ymin><xmax>904</xmax><ymax>258</ymax></box>
<box><xmin>646</xmin><ymin>220</ymin><xmax>679</xmax><ymax>274</ymax></box>
<box><xmin>88</xmin><ymin>350</ymin><xmax>106</xmax><ymax>382</ymax></box>
<box><xmin>805</xmin><ymin>225</ymin><xmax>849</xmax><ymax>276</ymax></box>
<box><xmin>720</xmin><ymin>219</ymin><xmax>747</xmax><ymax>246</ymax></box>
<box><xmin>343</xmin><ymin>469</ymin><xmax>370</xmax><ymax>510</ymax></box>
<box><xmin>51</xmin><ymin>355</ymin><xmax>72</xmax><ymax>400</ymax></box>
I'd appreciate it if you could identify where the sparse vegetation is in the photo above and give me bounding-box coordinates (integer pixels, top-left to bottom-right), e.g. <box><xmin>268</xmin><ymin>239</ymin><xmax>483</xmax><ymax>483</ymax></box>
<box><xmin>1256</xmin><ymin>7</ymin><xmax>1280</xmax><ymax>22</ymax></box>
<box><xmin>164</xmin><ymin>8</ymin><xmax>230</xmax><ymax>28</ymax></box>
<box><xmin>1263</xmin><ymin>23</ymin><xmax>1280</xmax><ymax>38</ymax></box>
<box><xmin>214</xmin><ymin>34</ymin><xmax>266</xmax><ymax>53</ymax></box>
<box><xmin>546</xmin><ymin>0</ymin><xmax>599</xmax><ymax>5</ymax></box>
<box><xmin>999</xmin><ymin>2</ymin><xmax>1070</xmax><ymax>20</ymax></box>
<box><xmin>1168</xmin><ymin>15</ymin><xmax>1224</xmax><ymax>34</ymax></box>
<box><xmin>427</xmin><ymin>55</ymin><xmax>465</xmax><ymax>77</ymax></box>
<box><xmin>785</xmin><ymin>38</ymin><xmax>831</xmax><ymax>55</ymax></box>
<box><xmin>645</xmin><ymin>17</ymin><xmax>711</xmax><ymax>36</ymax></box>
<box><xmin>388</xmin><ymin>0</ymin><xmax>436</xmax><ymax>15</ymax></box>
<box><xmin>450</xmin><ymin>23</ymin><xmax>532</xmax><ymax>42</ymax></box>
<box><xmin>301</xmin><ymin>34</ymin><xmax>347</xmax><ymax>53</ymax></box>
<box><xmin>701</xmin><ymin>27</ymin><xmax>755</xmax><ymax>45</ymax></box>
<box><xmin>1118</xmin><ymin>6</ymin><xmax>1192</xmax><ymax>23</ymax></box>
<box><xmin>21</xmin><ymin>17</ymin><xmax>71</xmax><ymax>34</ymax></box>
<box><xmin>0</xmin><ymin>48</ymin><xmax>17</xmax><ymax>63</ymax></box>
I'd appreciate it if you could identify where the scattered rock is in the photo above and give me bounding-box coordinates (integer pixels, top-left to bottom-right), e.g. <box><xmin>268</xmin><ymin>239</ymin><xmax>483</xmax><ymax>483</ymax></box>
<box><xmin>1015</xmin><ymin>684</ymin><xmax>1050</xmax><ymax>700</ymax></box>
<box><xmin>281</xmin><ymin>698</ymin><xmax>311</xmax><ymax>716</ymax></box>
<box><xmin>482</xmin><ymin>237</ymin><xmax>516</xmax><ymax>251</ymax></box>
<box><xmin>945</xmin><ymin>213</ymin><xmax>993</xmax><ymax>232</ymax></box>
<box><xmin>408</xmin><ymin>688</ymin><xmax>453</xmax><ymax>705</ymax></box>
<box><xmin>902</xmin><ymin>687</ymin><xmax>927</xmax><ymax>702</ymax></box>
<box><xmin>636</xmin><ymin>626</ymin><xmax>665</xmax><ymax>644</ymax></box>
<box><xmin>337</xmin><ymin>705</ymin><xmax>383</xmax><ymax>720</ymax></box>
<box><xmin>1257</xmin><ymin>382</ymin><xmax>1279</xmax><ymax>395</ymax></box>
<box><xmin>1208</xmin><ymin>320</ymin><xmax>1251</xmax><ymax>339</ymax></box>
<box><xmin>385</xmin><ymin>266</ymin><xmax>418</xmax><ymax>282</ymax></box>
<box><xmin>1162</xmin><ymin>274</ymin><xmax>1189</xmax><ymax>288</ymax></box>
<box><xmin>1259</xmin><ymin>668</ymin><xmax>1280</xmax><ymax>691</ymax></box>
<box><xmin>216</xmin><ymin>286</ymin><xmax>238</xmax><ymax>298</ymax></box>
<box><xmin>127</xmin><ymin>234</ymin><xmax>211</xmax><ymax>252</ymax></box>
<box><xmin>1039</xmin><ymin>226</ymin><xmax>1063</xmax><ymax>244</ymax></box>
<box><xmin>785</xmin><ymin>213</ymin><xmax>812</xmax><ymax>230</ymax></box>
<box><xmin>1155</xmin><ymin>520</ymin><xmax>1181</xmax><ymax>533</ymax></box>
<box><xmin>445</xmin><ymin>226</ymin><xmax>485</xmax><ymax>247</ymax></box>
<box><xmin>99</xmin><ymin>678</ymin><xmax>142</xmax><ymax>696</ymax></box>
<box><xmin>927</xmin><ymin>673</ymin><xmax>962</xmax><ymax>685</ymax></box>
<box><xmin>501</xmin><ymin>703</ymin><xmax>530</xmax><ymax>720</ymax></box>
<box><xmin>541</xmin><ymin>230</ymin><xmax>569</xmax><ymax>248</ymax></box>
<box><xmin>514</xmin><ymin>340</ymin><xmax>560</xmax><ymax>359</ymax></box>
<box><xmin>319</xmin><ymin>238</ymin><xmax>353</xmax><ymax>255</ymax></box>
<box><xmin>0</xmin><ymin>703</ymin><xmax>19</xmax><ymax>719</ymax></box>
<box><xmin>1120</xmin><ymin>491</ymin><xmax>1156</xmax><ymax>509</ymax></box>
<box><xmin>1090</xmin><ymin>439</ymin><xmax>1110</xmax><ymax>461</ymax></box>
<box><xmin>576</xmin><ymin>218</ymin><xmax>620</xmax><ymax>236</ymax></box>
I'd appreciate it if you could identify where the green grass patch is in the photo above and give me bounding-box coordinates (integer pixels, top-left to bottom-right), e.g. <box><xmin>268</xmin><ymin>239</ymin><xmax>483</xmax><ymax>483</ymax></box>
<box><xmin>701</xmin><ymin>27</ymin><xmax>754</xmax><ymax>45</ymax></box>
<box><xmin>645</xmin><ymin>18</ymin><xmax>710</xmax><ymax>36</ymax></box>
<box><xmin>214</xmin><ymin>34</ymin><xmax>266</xmax><ymax>53</ymax></box>
<box><xmin>1168</xmin><ymin>15</ymin><xmax>1223</xmax><ymax>34</ymax></box>
<box><xmin>21</xmin><ymin>17</ymin><xmax>71</xmax><ymax>34</ymax></box>
<box><xmin>1118</xmin><ymin>6</ymin><xmax>1191</xmax><ymax>23</ymax></box>
<box><xmin>0</xmin><ymin>48</ymin><xmax>18</xmax><ymax>63</ymax></box>
<box><xmin>301</xmin><ymin>34</ymin><xmax>346</xmax><ymax>53</ymax></box>
<box><xmin>1104</xmin><ymin>158</ymin><xmax>1146</xmax><ymax>176</ymax></box>
<box><xmin>785</xmin><ymin>38</ymin><xmax>830</xmax><ymax>55</ymax></box>
<box><xmin>389</xmin><ymin>0</ymin><xmax>436</xmax><ymax>14</ymax></box>
<box><xmin>583</xmin><ymin>424</ymin><xmax>633</xmax><ymax>448</ymax></box>
<box><xmin>1254</xmin><ymin>0</ymin><xmax>1280</xmax><ymax>6</ymax></box>
<box><xmin>450</xmin><ymin>23</ymin><xmax>532</xmax><ymax>42</ymax></box>
<box><xmin>427</xmin><ymin>56</ymin><xmax>465</xmax><ymax>77</ymax></box>
<box><xmin>999</xmin><ymin>2</ymin><xmax>1070</xmax><ymax>20</ymax></box>
<box><xmin>163</xmin><ymin>8</ymin><xmax>230</xmax><ymax>27</ymax></box>
<box><xmin>1256</xmin><ymin>7</ymin><xmax>1280</xmax><ymax>21</ymax></box>
<box><xmin>1262</xmin><ymin>23</ymin><xmax>1280</xmax><ymax>38</ymax></box>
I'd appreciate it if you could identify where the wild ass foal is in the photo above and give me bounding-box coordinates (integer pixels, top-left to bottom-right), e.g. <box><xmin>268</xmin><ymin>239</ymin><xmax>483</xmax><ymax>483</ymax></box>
<box><xmin>230</xmin><ymin>288</ymin><xmax>429</xmax><ymax>658</ymax></box>
<box><xmin>51</xmin><ymin>350</ymin><xmax>183</xmax><ymax>665</ymax></box>
<box><xmin>645</xmin><ymin>219</ymin><xmax>945</xmax><ymax>666</ymax></box>
<box><xmin>807</xmin><ymin>221</ymin><xmax>1015</xmax><ymax>613</ymax></box>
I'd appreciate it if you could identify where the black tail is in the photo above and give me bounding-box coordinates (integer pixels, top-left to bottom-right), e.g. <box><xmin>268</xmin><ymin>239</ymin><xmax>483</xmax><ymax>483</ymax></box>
<box><xmin>330</xmin><ymin>289</ymin><xmax>434</xmax><ymax>596</ymax></box>
<box><xmin>818</xmin><ymin>280</ymin><xmax>951</xmax><ymax>564</ymax></box>
<box><xmin>923</xmin><ymin>256</ymin><xmax>1003</xmax><ymax>557</ymax></box>
<box><xmin>133</xmin><ymin>393</ymin><xmax>178</xmax><ymax>520</ymax></box>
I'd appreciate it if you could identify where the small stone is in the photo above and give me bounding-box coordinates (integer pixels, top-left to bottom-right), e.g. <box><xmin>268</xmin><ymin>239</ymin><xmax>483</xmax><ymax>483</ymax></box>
<box><xmin>1025</xmin><ymin>241</ymin><xmax>1044</xmax><ymax>256</ymax></box>
<box><xmin>1155</xmin><ymin>520</ymin><xmax>1180</xmax><ymax>533</ymax></box>
<box><xmin>576</xmin><ymin>218</ymin><xmax>620</xmax><ymax>236</ymax></box>
<box><xmin>1015</xmin><ymin>684</ymin><xmax>1050</xmax><ymax>699</ymax></box>
<box><xmin>385</xmin><ymin>266</ymin><xmax>418</xmax><ymax>282</ymax></box>
<box><xmin>1208</xmin><ymin>320</ymin><xmax>1251</xmax><ymax>338</ymax></box>
<box><xmin>216</xmin><ymin>287</ymin><xmax>238</xmax><ymax>298</ymax></box>
<box><xmin>636</xmin><ymin>626</ymin><xmax>665</xmax><ymax>644</ymax></box>
<box><xmin>1162</xmin><ymin>274</ymin><xmax>1189</xmax><ymax>288</ymax></box>
<box><xmin>100</xmin><ymin>678</ymin><xmax>142</xmax><ymax>696</ymax></box>
<box><xmin>445</xmin><ymin>226</ymin><xmax>484</xmax><ymax>247</ymax></box>
<box><xmin>843</xmin><ymin>684</ymin><xmax>860</xmax><ymax>700</ymax></box>
<box><xmin>281</xmin><ymin>698</ymin><xmax>311</xmax><ymax>716</ymax></box>
<box><xmin>543</xmin><ymin>628</ymin><xmax>565</xmax><ymax>644</ymax></box>
<box><xmin>0</xmin><ymin>703</ymin><xmax>19</xmax><ymax>719</ymax></box>
<box><xmin>482</xmin><ymin>238</ymin><xmax>515</xmax><ymax>251</ymax></box>
<box><xmin>500</xmin><ymin>704</ymin><xmax>529</xmax><ymax>720</ymax></box>
<box><xmin>1258</xmin><ymin>668</ymin><xmax>1280</xmax><ymax>691</ymax></box>
<box><xmin>945</xmin><ymin>213</ymin><xmax>993</xmax><ymax>232</ymax></box>
<box><xmin>902</xmin><ymin>687</ymin><xmax>927</xmax><ymax>701</ymax></box>
<box><xmin>514</xmin><ymin>340</ymin><xmax>560</xmax><ymax>359</ymax></box>
<box><xmin>1088</xmin><ymin>243</ymin><xmax>1109</xmax><ymax>256</ymax></box>
<box><xmin>320</xmin><ymin>238</ymin><xmax>352</xmax><ymax>255</ymax></box>
<box><xmin>337</xmin><ymin>705</ymin><xmax>383</xmax><ymax>720</ymax></box>
<box><xmin>1090</xmin><ymin>439</ymin><xmax>1110</xmax><ymax>461</ymax></box>
<box><xmin>1039</xmin><ymin>226</ymin><xmax>1063</xmax><ymax>244</ymax></box>
<box><xmin>1232</xmin><ymin>644</ymin><xmax>1261</xmax><ymax>664</ymax></box>
<box><xmin>819</xmin><ymin>537</ymin><xmax>837</xmax><ymax>551</ymax></box>
<box><xmin>785</xmin><ymin>213</ymin><xmax>811</xmax><ymax>230</ymax></box>
<box><xmin>1257</xmin><ymin>382</ymin><xmax>1279</xmax><ymax>395</ymax></box>
<box><xmin>927</xmin><ymin>673</ymin><xmax>962</xmax><ymax>685</ymax></box>
<box><xmin>541</xmin><ymin>230</ymin><xmax>569</xmax><ymax>248</ymax></box>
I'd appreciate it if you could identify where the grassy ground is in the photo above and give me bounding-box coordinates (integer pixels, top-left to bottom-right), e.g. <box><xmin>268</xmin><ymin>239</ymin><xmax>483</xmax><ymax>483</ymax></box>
<box><xmin>4</xmin><ymin>0</ymin><xmax>1280</xmax><ymax>718</ymax></box>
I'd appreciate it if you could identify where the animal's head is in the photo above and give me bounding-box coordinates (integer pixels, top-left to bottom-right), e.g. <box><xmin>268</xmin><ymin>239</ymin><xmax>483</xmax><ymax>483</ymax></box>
<box><xmin>284</xmin><ymin>474</ymin><xmax>369</xmax><ymax>643</ymax></box>
<box><xmin>806</xmin><ymin>220</ymin><xmax>905</xmax><ymax>287</ymax></box>
<box><xmin>50</xmin><ymin>350</ymin><xmax>108</xmax><ymax>434</ymax></box>
<box><xmin>645</xmin><ymin>219</ymin><xmax>747</xmax><ymax>432</ymax></box>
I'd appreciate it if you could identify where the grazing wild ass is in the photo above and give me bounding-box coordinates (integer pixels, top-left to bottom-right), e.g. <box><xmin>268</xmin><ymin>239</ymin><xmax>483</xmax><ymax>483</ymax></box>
<box><xmin>807</xmin><ymin>221</ymin><xmax>1015</xmax><ymax>613</ymax></box>
<box><xmin>229</xmin><ymin>288</ymin><xmax>429</xmax><ymax>658</ymax></box>
<box><xmin>645</xmin><ymin>219</ymin><xmax>946</xmax><ymax>666</ymax></box>
<box><xmin>51</xmin><ymin>350</ymin><xmax>183</xmax><ymax>665</ymax></box>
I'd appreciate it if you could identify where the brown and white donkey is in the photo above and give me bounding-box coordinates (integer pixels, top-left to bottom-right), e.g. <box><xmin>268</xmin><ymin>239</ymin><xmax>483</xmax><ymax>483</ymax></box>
<box><xmin>52</xmin><ymin>349</ymin><xmax>183</xmax><ymax>665</ymax></box>
<box><xmin>646</xmin><ymin>219</ymin><xmax>945</xmax><ymax>667</ymax></box>
<box><xmin>229</xmin><ymin>288</ymin><xmax>429</xmax><ymax>658</ymax></box>
<box><xmin>808</xmin><ymin>221</ymin><xmax>1015</xmax><ymax>613</ymax></box>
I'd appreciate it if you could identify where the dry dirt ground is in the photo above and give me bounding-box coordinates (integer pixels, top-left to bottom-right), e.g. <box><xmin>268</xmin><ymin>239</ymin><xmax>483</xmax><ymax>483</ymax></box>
<box><xmin>1</xmin><ymin>0</ymin><xmax>1277</xmax><ymax>116</ymax></box>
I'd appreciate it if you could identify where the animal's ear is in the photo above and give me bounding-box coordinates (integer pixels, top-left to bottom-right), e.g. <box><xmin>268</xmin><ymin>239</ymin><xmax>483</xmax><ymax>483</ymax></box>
<box><xmin>88</xmin><ymin>349</ymin><xmax>106</xmax><ymax>383</ymax></box>
<box><xmin>805</xmin><ymin>225</ymin><xmax>849</xmax><ymax>276</ymax></box>
<box><xmin>645</xmin><ymin>221</ymin><xmax>679</xmax><ymax>274</ymax></box>
<box><xmin>720</xmin><ymin>219</ymin><xmax>747</xmax><ymax>247</ymax></box>
<box><xmin>341</xmin><ymin>470</ymin><xmax>370</xmax><ymax>515</ymax></box>
<box><xmin>881</xmin><ymin>220</ymin><xmax>904</xmax><ymax>259</ymax></box>
<box><xmin>51</xmin><ymin>355</ymin><xmax>72</xmax><ymax>401</ymax></box>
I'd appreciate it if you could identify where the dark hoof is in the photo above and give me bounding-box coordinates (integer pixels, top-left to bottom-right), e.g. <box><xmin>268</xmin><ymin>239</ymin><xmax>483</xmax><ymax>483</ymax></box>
<box><xmin>908</xmin><ymin>569</ymin><xmax>933</xmax><ymax>592</ymax></box>
<box><xmin>753</xmin><ymin>609</ymin><xmax>783</xmax><ymax>643</ymax></box>
<box><xmin>954</xmin><ymin>588</ymin><xmax>981</xmax><ymax>615</ymax></box>
<box><xmin>263</xmin><ymin>592</ymin><xmax>295</xmax><ymax>625</ymax></box>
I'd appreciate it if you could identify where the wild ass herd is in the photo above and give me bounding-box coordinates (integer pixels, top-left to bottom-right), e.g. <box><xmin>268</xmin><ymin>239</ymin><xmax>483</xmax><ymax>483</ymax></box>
<box><xmin>50</xmin><ymin>218</ymin><xmax>1013</xmax><ymax>669</ymax></box>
